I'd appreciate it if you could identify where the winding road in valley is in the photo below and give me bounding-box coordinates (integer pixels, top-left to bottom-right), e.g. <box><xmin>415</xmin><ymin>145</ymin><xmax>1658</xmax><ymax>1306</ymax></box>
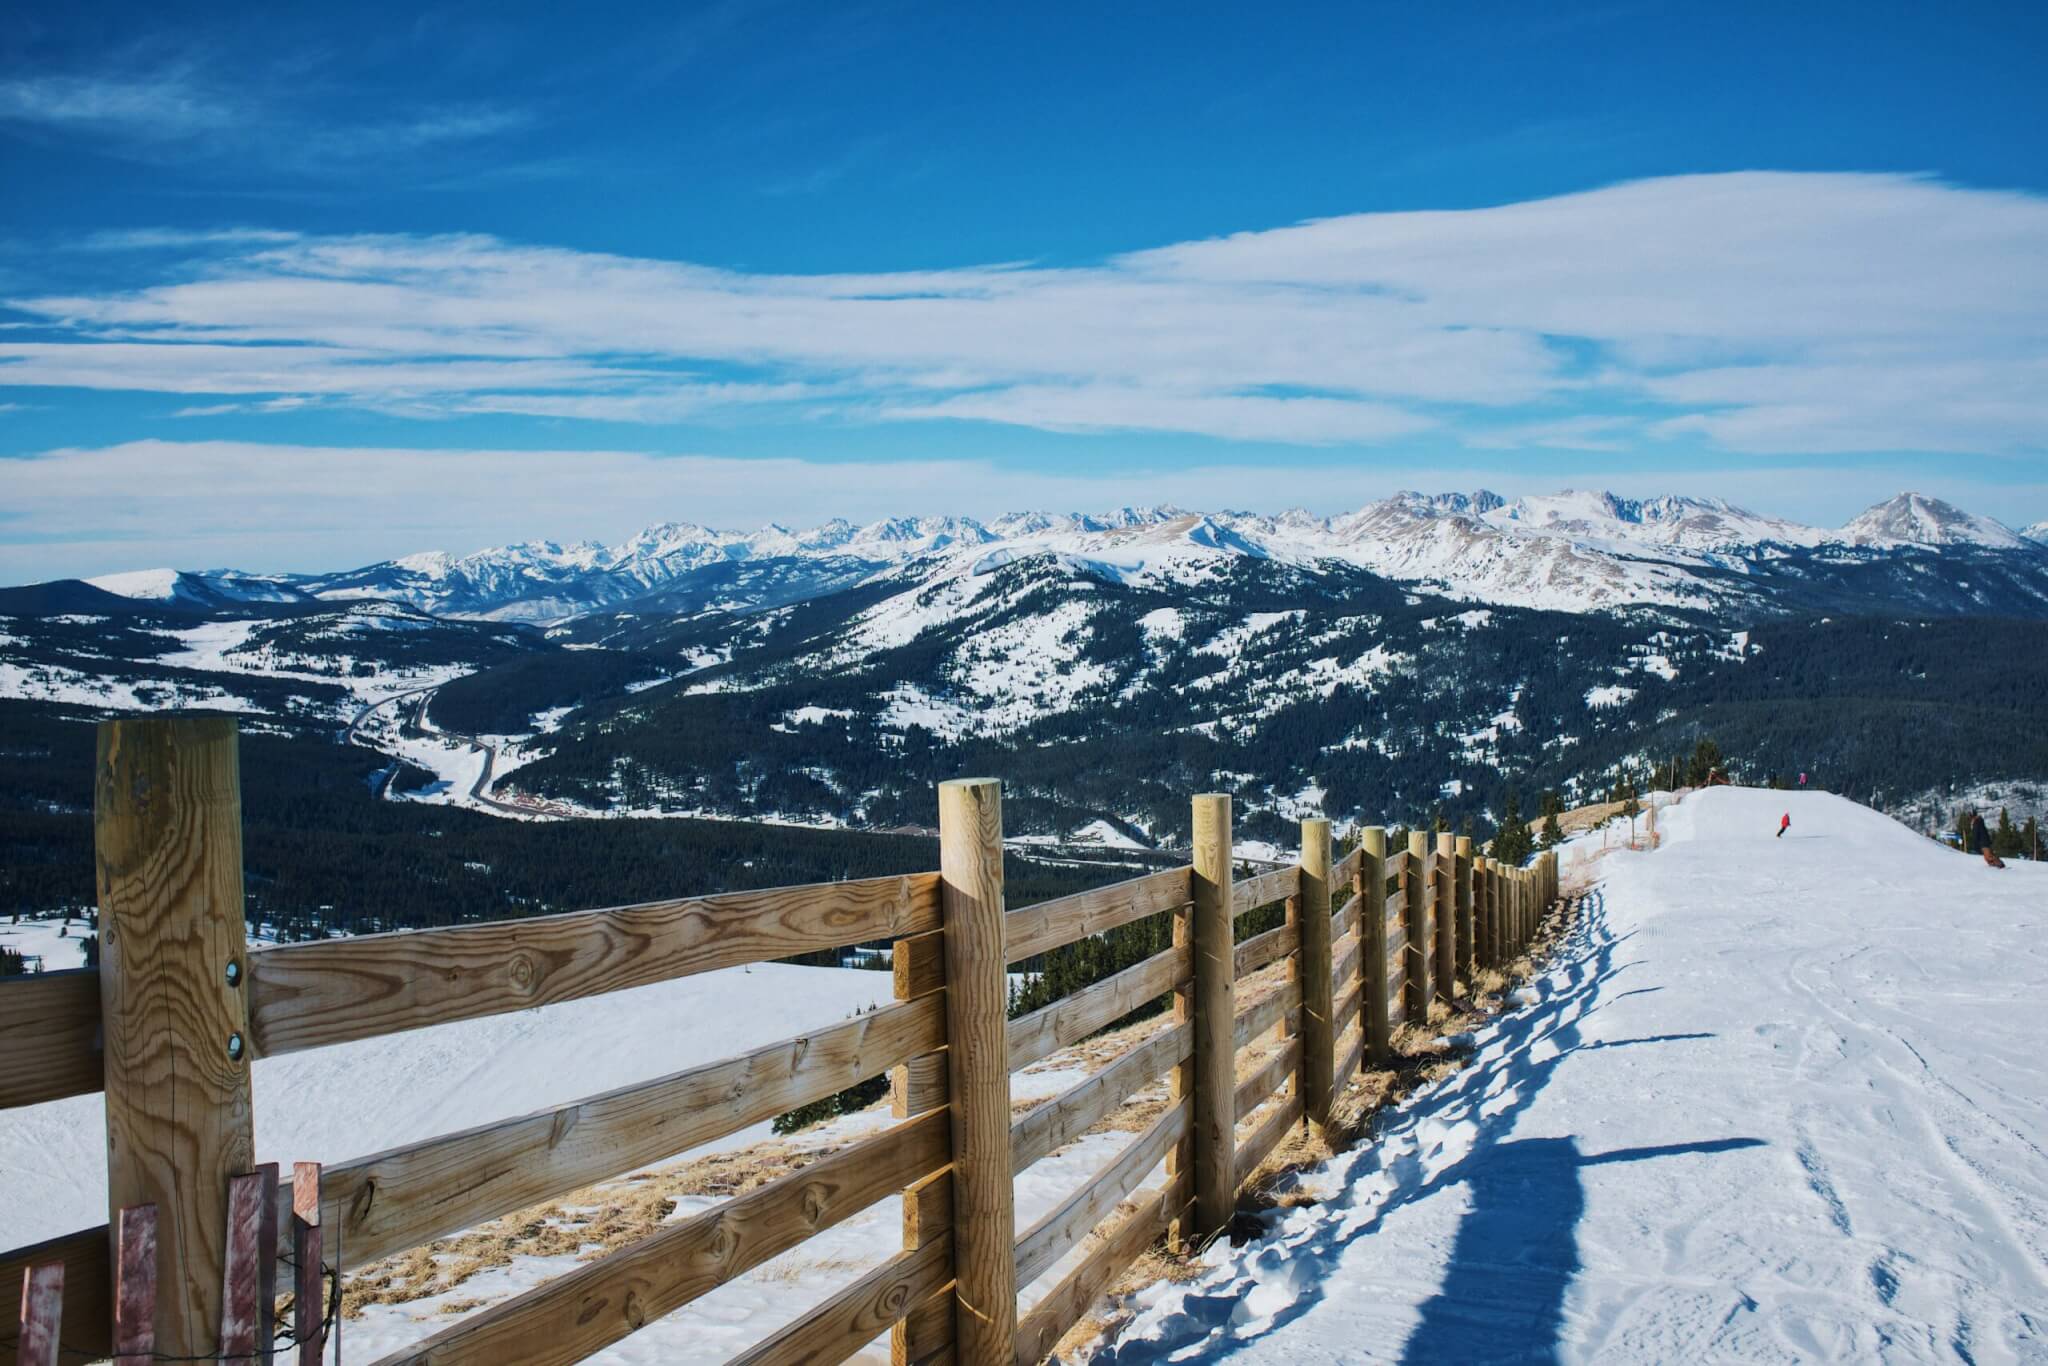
<box><xmin>344</xmin><ymin>683</ymin><xmax>539</xmax><ymax>815</ymax></box>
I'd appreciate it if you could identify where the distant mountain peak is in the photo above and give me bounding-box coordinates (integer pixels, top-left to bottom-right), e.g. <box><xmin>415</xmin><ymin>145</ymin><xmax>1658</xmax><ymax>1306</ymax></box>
<box><xmin>1841</xmin><ymin>492</ymin><xmax>2026</xmax><ymax>549</ymax></box>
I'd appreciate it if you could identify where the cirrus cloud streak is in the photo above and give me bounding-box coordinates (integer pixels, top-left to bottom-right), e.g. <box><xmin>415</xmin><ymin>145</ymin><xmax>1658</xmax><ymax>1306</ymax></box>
<box><xmin>6</xmin><ymin>171</ymin><xmax>2047</xmax><ymax>455</ymax></box>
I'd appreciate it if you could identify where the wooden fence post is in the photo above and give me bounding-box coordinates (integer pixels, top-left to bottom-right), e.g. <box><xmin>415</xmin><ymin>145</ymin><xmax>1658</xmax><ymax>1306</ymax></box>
<box><xmin>1472</xmin><ymin>855</ymin><xmax>1490</xmax><ymax>973</ymax></box>
<box><xmin>1507</xmin><ymin>869</ymin><xmax>1518</xmax><ymax>953</ymax></box>
<box><xmin>1403</xmin><ymin>831</ymin><xmax>1430</xmax><ymax>1023</ymax></box>
<box><xmin>95</xmin><ymin>716</ymin><xmax>254</xmax><ymax>1356</ymax></box>
<box><xmin>1297</xmin><ymin>818</ymin><xmax>1335</xmax><ymax>1132</ymax></box>
<box><xmin>890</xmin><ymin>907</ymin><xmax>950</xmax><ymax>1366</ymax></box>
<box><xmin>1190</xmin><ymin>794</ymin><xmax>1236</xmax><ymax>1239</ymax></box>
<box><xmin>113</xmin><ymin>1203</ymin><xmax>158</xmax><ymax>1365</ymax></box>
<box><xmin>935</xmin><ymin>778</ymin><xmax>1016</xmax><ymax>1363</ymax></box>
<box><xmin>1455</xmin><ymin>836</ymin><xmax>1474</xmax><ymax>985</ymax></box>
<box><xmin>1359</xmin><ymin>828</ymin><xmax>1392</xmax><ymax>1067</ymax></box>
<box><xmin>1516</xmin><ymin>869</ymin><xmax>1528</xmax><ymax>950</ymax></box>
<box><xmin>290</xmin><ymin>1165</ymin><xmax>325</xmax><ymax>1366</ymax></box>
<box><xmin>1433</xmin><ymin>832</ymin><xmax>1457</xmax><ymax>1004</ymax></box>
<box><xmin>1502</xmin><ymin>866</ymin><xmax>1514</xmax><ymax>957</ymax></box>
<box><xmin>16</xmin><ymin>1261</ymin><xmax>63</xmax><ymax>1366</ymax></box>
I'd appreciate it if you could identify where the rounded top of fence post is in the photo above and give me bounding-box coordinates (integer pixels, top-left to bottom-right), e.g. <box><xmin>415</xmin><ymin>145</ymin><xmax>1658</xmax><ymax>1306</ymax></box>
<box><xmin>938</xmin><ymin>776</ymin><xmax>1000</xmax><ymax>793</ymax></box>
<box><xmin>1300</xmin><ymin>816</ymin><xmax>1329</xmax><ymax>835</ymax></box>
<box><xmin>1456</xmin><ymin>835</ymin><xmax>1473</xmax><ymax>856</ymax></box>
<box><xmin>1408</xmin><ymin>830</ymin><xmax>1429</xmax><ymax>856</ymax></box>
<box><xmin>1359</xmin><ymin>825</ymin><xmax>1386</xmax><ymax>855</ymax></box>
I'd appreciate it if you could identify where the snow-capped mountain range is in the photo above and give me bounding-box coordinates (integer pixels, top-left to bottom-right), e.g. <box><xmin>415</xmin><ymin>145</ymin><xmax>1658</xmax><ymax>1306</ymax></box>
<box><xmin>77</xmin><ymin>490</ymin><xmax>2048</xmax><ymax>623</ymax></box>
<box><xmin>7</xmin><ymin>487</ymin><xmax>2047</xmax><ymax>846</ymax></box>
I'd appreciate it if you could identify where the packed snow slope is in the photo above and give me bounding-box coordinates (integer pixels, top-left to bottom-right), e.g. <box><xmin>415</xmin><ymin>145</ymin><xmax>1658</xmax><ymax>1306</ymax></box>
<box><xmin>1097</xmin><ymin>788</ymin><xmax>2047</xmax><ymax>1363</ymax></box>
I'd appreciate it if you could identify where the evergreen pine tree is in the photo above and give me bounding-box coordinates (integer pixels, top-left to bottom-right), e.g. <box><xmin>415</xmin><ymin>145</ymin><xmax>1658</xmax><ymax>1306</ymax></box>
<box><xmin>1994</xmin><ymin>808</ymin><xmax>2023</xmax><ymax>857</ymax></box>
<box><xmin>1491</xmin><ymin>791</ymin><xmax>1532</xmax><ymax>866</ymax></box>
<box><xmin>1688</xmin><ymin>738</ymin><xmax>1723</xmax><ymax>787</ymax></box>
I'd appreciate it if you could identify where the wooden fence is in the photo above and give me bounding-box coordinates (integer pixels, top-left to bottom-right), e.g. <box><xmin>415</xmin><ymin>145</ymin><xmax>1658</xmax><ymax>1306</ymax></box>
<box><xmin>1</xmin><ymin>716</ymin><xmax>1560</xmax><ymax>1365</ymax></box>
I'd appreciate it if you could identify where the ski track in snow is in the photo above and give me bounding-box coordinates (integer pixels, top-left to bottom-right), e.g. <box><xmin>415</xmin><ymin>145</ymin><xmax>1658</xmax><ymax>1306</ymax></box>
<box><xmin>1084</xmin><ymin>789</ymin><xmax>2048</xmax><ymax>1364</ymax></box>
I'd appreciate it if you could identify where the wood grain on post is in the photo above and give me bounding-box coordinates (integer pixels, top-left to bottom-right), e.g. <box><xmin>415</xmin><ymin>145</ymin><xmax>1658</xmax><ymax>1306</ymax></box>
<box><xmin>1190</xmin><ymin>794</ymin><xmax>1236</xmax><ymax>1238</ymax></box>
<box><xmin>892</xmin><ymin>1170</ymin><xmax>953</xmax><ymax>1366</ymax></box>
<box><xmin>1506</xmin><ymin>869</ymin><xmax>1517</xmax><ymax>953</ymax></box>
<box><xmin>1455</xmin><ymin>836</ymin><xmax>1474</xmax><ymax>983</ymax></box>
<box><xmin>1499</xmin><ymin>872</ymin><xmax>1515</xmax><ymax>958</ymax></box>
<box><xmin>1278</xmin><ymin>890</ymin><xmax>1300</xmax><ymax>1050</ymax></box>
<box><xmin>1403</xmin><ymin>832</ymin><xmax>1430</xmax><ymax>1022</ymax></box>
<box><xmin>889</xmin><ymin>920</ymin><xmax>949</xmax><ymax>1365</ymax></box>
<box><xmin>890</xmin><ymin>929</ymin><xmax>948</xmax><ymax>1121</ymax></box>
<box><xmin>95</xmin><ymin>716</ymin><xmax>255</xmax><ymax>1356</ymax></box>
<box><xmin>1296</xmin><ymin>819</ymin><xmax>1335</xmax><ymax>1130</ymax></box>
<box><xmin>1434</xmin><ymin>833</ymin><xmax>1457</xmax><ymax>1003</ymax></box>
<box><xmin>1359</xmin><ymin>828</ymin><xmax>1392</xmax><ymax>1066</ymax></box>
<box><xmin>113</xmin><ymin>1204</ymin><xmax>158</xmax><ymax>1366</ymax></box>
<box><xmin>936</xmin><ymin>778</ymin><xmax>1016</xmax><ymax>1363</ymax></box>
<box><xmin>218</xmin><ymin>1167</ymin><xmax>272</xmax><ymax>1362</ymax></box>
<box><xmin>1165</xmin><ymin>883</ymin><xmax>1195</xmax><ymax>1251</ymax></box>
<box><xmin>16</xmin><ymin>1261</ymin><xmax>63</xmax><ymax>1366</ymax></box>
<box><xmin>291</xmin><ymin>1164</ymin><xmax>325</xmax><ymax>1366</ymax></box>
<box><xmin>1473</xmin><ymin>857</ymin><xmax>1490</xmax><ymax>972</ymax></box>
<box><xmin>1502</xmin><ymin>863</ymin><xmax>1515</xmax><ymax>959</ymax></box>
<box><xmin>1502</xmin><ymin>861</ymin><xmax>1514</xmax><ymax>961</ymax></box>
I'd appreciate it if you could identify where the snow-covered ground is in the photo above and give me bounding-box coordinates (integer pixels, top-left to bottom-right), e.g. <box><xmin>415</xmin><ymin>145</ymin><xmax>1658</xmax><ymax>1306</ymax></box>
<box><xmin>1090</xmin><ymin>788</ymin><xmax>2048</xmax><ymax>1363</ymax></box>
<box><xmin>0</xmin><ymin>913</ymin><xmax>93</xmax><ymax>974</ymax></box>
<box><xmin>0</xmin><ymin>954</ymin><xmax>1175</xmax><ymax>1363</ymax></box>
<box><xmin>11</xmin><ymin>789</ymin><xmax>2042</xmax><ymax>1362</ymax></box>
<box><xmin>3</xmin><ymin>963</ymin><xmax>898</xmax><ymax>1250</ymax></box>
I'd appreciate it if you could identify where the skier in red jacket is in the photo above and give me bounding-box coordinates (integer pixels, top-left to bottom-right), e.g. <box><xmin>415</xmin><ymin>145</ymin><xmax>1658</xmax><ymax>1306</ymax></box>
<box><xmin>1777</xmin><ymin>812</ymin><xmax>1790</xmax><ymax>839</ymax></box>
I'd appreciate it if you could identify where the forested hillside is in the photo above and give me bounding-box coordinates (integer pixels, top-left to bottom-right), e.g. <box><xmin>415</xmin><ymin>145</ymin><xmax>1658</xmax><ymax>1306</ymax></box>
<box><xmin>0</xmin><ymin>701</ymin><xmax>1106</xmax><ymax>931</ymax></box>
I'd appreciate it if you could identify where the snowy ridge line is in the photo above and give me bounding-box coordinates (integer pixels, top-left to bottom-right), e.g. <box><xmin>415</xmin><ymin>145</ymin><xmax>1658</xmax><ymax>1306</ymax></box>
<box><xmin>7</xmin><ymin>718</ymin><xmax>1562</xmax><ymax>1365</ymax></box>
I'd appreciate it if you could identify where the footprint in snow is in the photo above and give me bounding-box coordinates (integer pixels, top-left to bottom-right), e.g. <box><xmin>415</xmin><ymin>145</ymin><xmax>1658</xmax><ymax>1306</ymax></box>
<box><xmin>1230</xmin><ymin>1247</ymin><xmax>1318</xmax><ymax>1329</ymax></box>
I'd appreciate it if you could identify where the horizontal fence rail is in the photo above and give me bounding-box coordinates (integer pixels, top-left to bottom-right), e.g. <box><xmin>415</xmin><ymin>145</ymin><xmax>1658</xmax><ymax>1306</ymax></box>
<box><xmin>247</xmin><ymin>872</ymin><xmax>944</xmax><ymax>1057</ymax></box>
<box><xmin>1</xmin><ymin>715</ymin><xmax>1566</xmax><ymax>1365</ymax></box>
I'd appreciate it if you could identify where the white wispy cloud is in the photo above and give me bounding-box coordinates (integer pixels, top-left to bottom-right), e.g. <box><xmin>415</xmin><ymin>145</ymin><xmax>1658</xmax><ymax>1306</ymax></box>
<box><xmin>0</xmin><ymin>65</ymin><xmax>530</xmax><ymax>176</ymax></box>
<box><xmin>5</xmin><ymin>172</ymin><xmax>2047</xmax><ymax>454</ymax></box>
<box><xmin>0</xmin><ymin>72</ymin><xmax>235</xmax><ymax>140</ymax></box>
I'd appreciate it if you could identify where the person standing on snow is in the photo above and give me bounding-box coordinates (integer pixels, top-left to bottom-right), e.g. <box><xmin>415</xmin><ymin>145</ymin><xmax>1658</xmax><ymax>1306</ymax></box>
<box><xmin>1777</xmin><ymin>812</ymin><xmax>1791</xmax><ymax>839</ymax></box>
<box><xmin>1972</xmin><ymin>812</ymin><xmax>2006</xmax><ymax>868</ymax></box>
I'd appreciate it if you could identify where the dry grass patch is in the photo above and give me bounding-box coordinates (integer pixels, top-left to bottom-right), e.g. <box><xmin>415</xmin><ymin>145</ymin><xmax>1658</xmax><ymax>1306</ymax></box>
<box><xmin>340</xmin><ymin>1127</ymin><xmax>863</xmax><ymax>1317</ymax></box>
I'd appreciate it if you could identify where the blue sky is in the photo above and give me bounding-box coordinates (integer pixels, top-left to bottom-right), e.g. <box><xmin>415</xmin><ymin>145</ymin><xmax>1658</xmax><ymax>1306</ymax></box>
<box><xmin>3</xmin><ymin>1</ymin><xmax>2047</xmax><ymax>578</ymax></box>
